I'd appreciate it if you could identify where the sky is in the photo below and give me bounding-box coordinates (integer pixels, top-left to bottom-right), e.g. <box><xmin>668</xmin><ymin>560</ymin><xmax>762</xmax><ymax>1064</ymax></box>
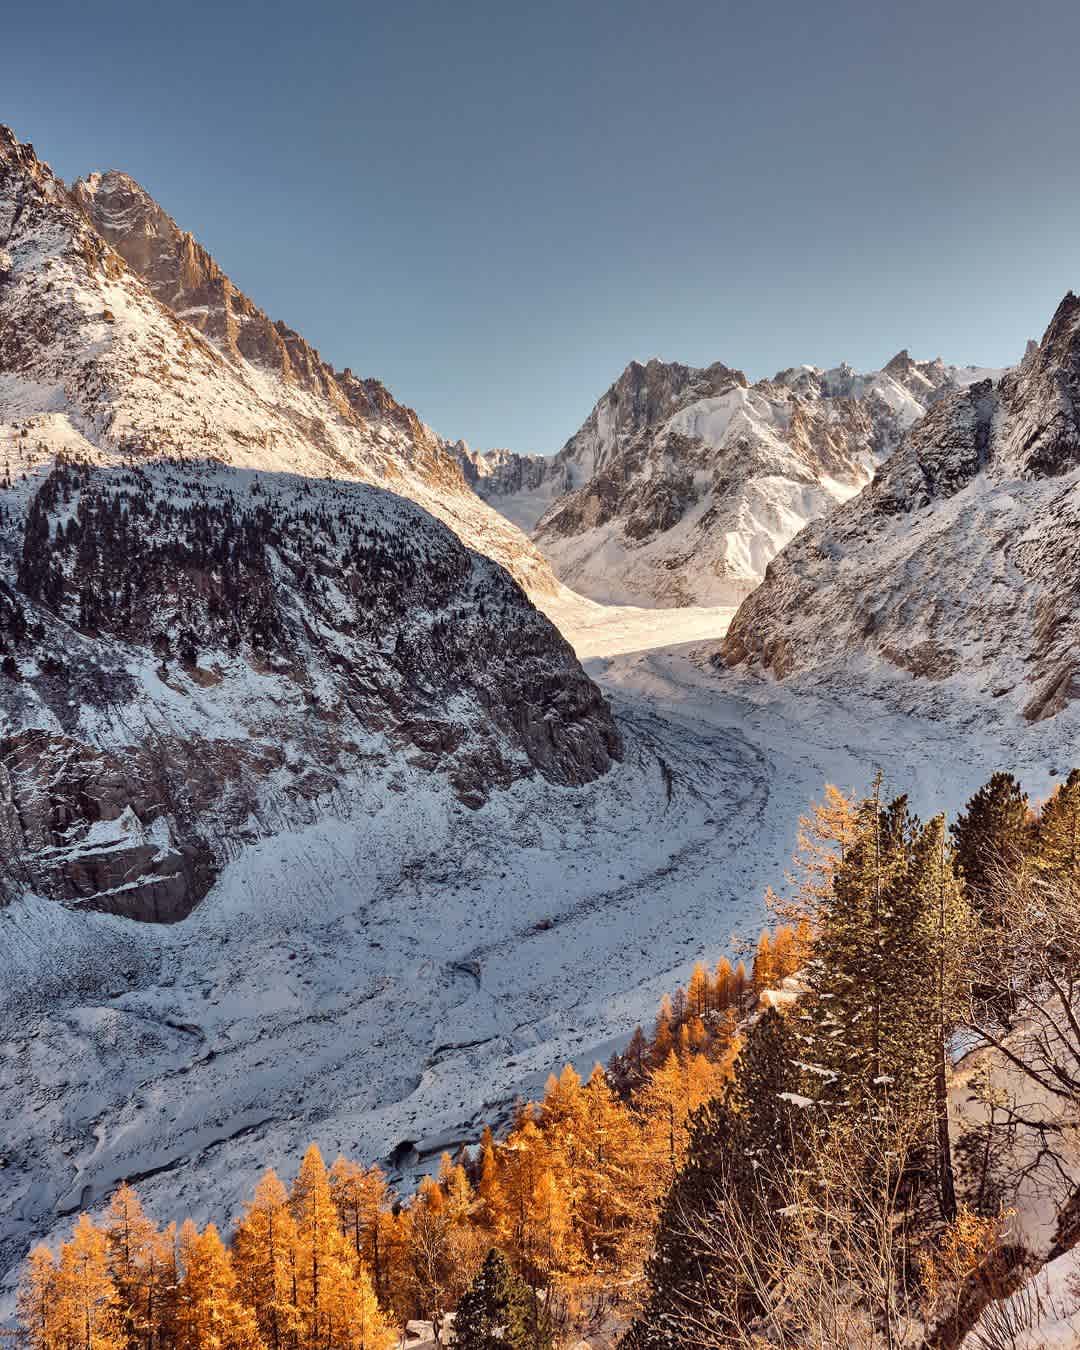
<box><xmin>7</xmin><ymin>0</ymin><xmax>1080</xmax><ymax>454</ymax></box>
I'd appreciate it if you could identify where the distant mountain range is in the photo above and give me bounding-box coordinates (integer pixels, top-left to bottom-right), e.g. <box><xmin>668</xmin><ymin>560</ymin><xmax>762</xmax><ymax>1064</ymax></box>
<box><xmin>455</xmin><ymin>350</ymin><xmax>1007</xmax><ymax>606</ymax></box>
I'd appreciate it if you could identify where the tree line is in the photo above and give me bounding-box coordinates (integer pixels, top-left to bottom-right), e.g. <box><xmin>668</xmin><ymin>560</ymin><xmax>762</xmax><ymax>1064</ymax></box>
<box><xmin>16</xmin><ymin>769</ymin><xmax>1080</xmax><ymax>1347</ymax></box>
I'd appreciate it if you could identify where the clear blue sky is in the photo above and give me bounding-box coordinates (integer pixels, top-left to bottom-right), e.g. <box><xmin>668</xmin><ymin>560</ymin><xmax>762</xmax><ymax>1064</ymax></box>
<box><xmin>7</xmin><ymin>0</ymin><xmax>1080</xmax><ymax>453</ymax></box>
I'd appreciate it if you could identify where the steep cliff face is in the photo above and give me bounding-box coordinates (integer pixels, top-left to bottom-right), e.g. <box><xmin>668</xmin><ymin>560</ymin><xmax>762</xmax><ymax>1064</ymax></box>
<box><xmin>71</xmin><ymin>171</ymin><xmax>437</xmax><ymax>449</ymax></box>
<box><xmin>0</xmin><ymin>126</ymin><xmax>621</xmax><ymax>921</ymax></box>
<box><xmin>717</xmin><ymin>293</ymin><xmax>1080</xmax><ymax>722</ymax></box>
<box><xmin>459</xmin><ymin>351</ymin><xmax>997</xmax><ymax>607</ymax></box>
<box><xmin>451</xmin><ymin>441</ymin><xmax>554</xmax><ymax>532</ymax></box>
<box><xmin>64</xmin><ymin>161</ymin><xmax>559</xmax><ymax>597</ymax></box>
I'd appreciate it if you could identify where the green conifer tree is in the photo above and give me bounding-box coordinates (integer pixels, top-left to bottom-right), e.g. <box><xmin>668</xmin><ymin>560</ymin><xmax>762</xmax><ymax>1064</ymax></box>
<box><xmin>452</xmin><ymin>1247</ymin><xmax>535</xmax><ymax>1350</ymax></box>
<box><xmin>951</xmin><ymin>772</ymin><xmax>1031</xmax><ymax>917</ymax></box>
<box><xmin>902</xmin><ymin>815</ymin><xmax>972</xmax><ymax>1220</ymax></box>
<box><xmin>804</xmin><ymin>781</ymin><xmax>915</xmax><ymax>1109</ymax></box>
<box><xmin>1036</xmin><ymin>768</ymin><xmax>1080</xmax><ymax>896</ymax></box>
<box><xmin>627</xmin><ymin>1008</ymin><xmax>806</xmax><ymax>1348</ymax></box>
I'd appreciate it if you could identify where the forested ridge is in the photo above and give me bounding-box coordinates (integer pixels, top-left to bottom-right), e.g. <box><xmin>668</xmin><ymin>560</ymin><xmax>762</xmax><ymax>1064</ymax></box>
<box><xmin>13</xmin><ymin>771</ymin><xmax>1080</xmax><ymax>1348</ymax></box>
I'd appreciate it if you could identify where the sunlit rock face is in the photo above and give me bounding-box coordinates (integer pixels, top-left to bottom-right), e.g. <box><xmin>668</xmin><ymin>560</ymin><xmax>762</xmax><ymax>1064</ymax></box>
<box><xmin>456</xmin><ymin>346</ymin><xmax>990</xmax><ymax>607</ymax></box>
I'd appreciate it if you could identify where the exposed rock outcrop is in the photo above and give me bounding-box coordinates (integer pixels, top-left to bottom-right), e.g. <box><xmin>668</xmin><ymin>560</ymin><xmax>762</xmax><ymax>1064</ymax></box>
<box><xmin>716</xmin><ymin>292</ymin><xmax>1080</xmax><ymax>721</ymax></box>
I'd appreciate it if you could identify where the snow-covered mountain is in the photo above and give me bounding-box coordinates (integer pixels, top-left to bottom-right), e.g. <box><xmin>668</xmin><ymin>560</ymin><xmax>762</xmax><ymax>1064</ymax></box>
<box><xmin>718</xmin><ymin>291</ymin><xmax>1080</xmax><ymax>724</ymax></box>
<box><xmin>0</xmin><ymin>125</ymin><xmax>621</xmax><ymax>922</ymax></box>
<box><xmin>459</xmin><ymin>352</ymin><xmax>1005</xmax><ymax>607</ymax></box>
<box><xmin>56</xmin><ymin>159</ymin><xmax>559</xmax><ymax>599</ymax></box>
<box><xmin>450</xmin><ymin>441</ymin><xmax>552</xmax><ymax>533</ymax></box>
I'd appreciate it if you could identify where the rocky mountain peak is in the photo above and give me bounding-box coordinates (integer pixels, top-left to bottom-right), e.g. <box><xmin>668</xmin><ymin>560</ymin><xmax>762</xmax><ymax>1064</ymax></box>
<box><xmin>0</xmin><ymin>124</ymin><xmax>37</xmax><ymax>172</ymax></box>
<box><xmin>1</xmin><ymin>125</ymin><xmax>102</xmax><ymax>253</ymax></box>
<box><xmin>72</xmin><ymin>167</ymin><xmax>380</xmax><ymax>417</ymax></box>
<box><xmin>0</xmin><ymin>125</ymin><xmax>61</xmax><ymax>189</ymax></box>
<box><xmin>717</xmin><ymin>290</ymin><xmax>1080</xmax><ymax>722</ymax></box>
<box><xmin>0</xmin><ymin>123</ymin><xmax>624</xmax><ymax>925</ymax></box>
<box><xmin>68</xmin><ymin>163</ymin><xmax>483</xmax><ymax>494</ymax></box>
<box><xmin>996</xmin><ymin>290</ymin><xmax>1080</xmax><ymax>479</ymax></box>
<box><xmin>608</xmin><ymin>356</ymin><xmax>747</xmax><ymax>421</ymax></box>
<box><xmin>463</xmin><ymin>338</ymin><xmax>983</xmax><ymax>606</ymax></box>
<box><xmin>0</xmin><ymin>132</ymin><xmax>562</xmax><ymax>595</ymax></box>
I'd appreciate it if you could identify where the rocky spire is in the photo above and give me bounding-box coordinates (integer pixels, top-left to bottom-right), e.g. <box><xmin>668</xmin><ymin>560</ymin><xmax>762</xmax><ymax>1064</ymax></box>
<box><xmin>997</xmin><ymin>290</ymin><xmax>1080</xmax><ymax>478</ymax></box>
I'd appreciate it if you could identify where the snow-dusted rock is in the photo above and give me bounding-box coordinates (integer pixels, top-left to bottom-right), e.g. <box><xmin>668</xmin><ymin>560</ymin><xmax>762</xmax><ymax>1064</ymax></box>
<box><xmin>53</xmin><ymin>149</ymin><xmax>560</xmax><ymax>600</ymax></box>
<box><xmin>458</xmin><ymin>350</ymin><xmax>999</xmax><ymax>607</ymax></box>
<box><xmin>717</xmin><ymin>292</ymin><xmax>1080</xmax><ymax>724</ymax></box>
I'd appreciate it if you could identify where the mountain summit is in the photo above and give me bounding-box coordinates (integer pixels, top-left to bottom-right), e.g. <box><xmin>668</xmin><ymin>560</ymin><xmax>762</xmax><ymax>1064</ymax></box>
<box><xmin>0</xmin><ymin>125</ymin><xmax>621</xmax><ymax>921</ymax></box>
<box><xmin>71</xmin><ymin>169</ymin><xmax>447</xmax><ymax>465</ymax></box>
<box><xmin>457</xmin><ymin>349</ymin><xmax>1003</xmax><ymax>607</ymax></box>
<box><xmin>718</xmin><ymin>290</ymin><xmax>1080</xmax><ymax>722</ymax></box>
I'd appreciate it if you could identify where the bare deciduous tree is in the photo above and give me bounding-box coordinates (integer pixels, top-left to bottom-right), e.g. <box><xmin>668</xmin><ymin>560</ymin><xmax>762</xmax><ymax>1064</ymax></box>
<box><xmin>961</xmin><ymin>864</ymin><xmax>1080</xmax><ymax>1225</ymax></box>
<box><xmin>652</xmin><ymin>1103</ymin><xmax>972</xmax><ymax>1349</ymax></box>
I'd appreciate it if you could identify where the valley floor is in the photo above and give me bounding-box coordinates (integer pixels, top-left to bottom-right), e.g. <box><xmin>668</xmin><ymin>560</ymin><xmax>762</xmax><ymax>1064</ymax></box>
<box><xmin>0</xmin><ymin>599</ymin><xmax>1071</xmax><ymax>1309</ymax></box>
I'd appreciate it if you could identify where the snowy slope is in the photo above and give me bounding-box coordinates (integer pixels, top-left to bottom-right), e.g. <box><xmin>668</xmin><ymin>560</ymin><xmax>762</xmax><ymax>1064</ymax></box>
<box><xmin>718</xmin><ymin>291</ymin><xmax>1080</xmax><ymax>725</ymax></box>
<box><xmin>3</xmin><ymin>600</ymin><xmax>1076</xmax><ymax>1313</ymax></box>
<box><xmin>457</xmin><ymin>351</ymin><xmax>1005</xmax><ymax>607</ymax></box>
<box><xmin>949</xmin><ymin>1021</ymin><xmax>1080</xmax><ymax>1347</ymax></box>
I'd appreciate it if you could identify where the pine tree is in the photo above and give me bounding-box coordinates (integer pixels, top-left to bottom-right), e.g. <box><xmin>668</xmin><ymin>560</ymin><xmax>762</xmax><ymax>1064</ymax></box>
<box><xmin>322</xmin><ymin>1256</ymin><xmax>392</xmax><ymax>1350</ymax></box>
<box><xmin>623</xmin><ymin>1026</ymin><xmax>649</xmax><ymax>1087</ymax></box>
<box><xmin>803</xmin><ymin>782</ymin><xmax>916</xmax><ymax>1110</ymax></box>
<box><xmin>475</xmin><ymin>1137</ymin><xmax>509</xmax><ymax>1244</ymax></box>
<box><xmin>574</xmin><ymin>1064</ymin><xmax>646</xmax><ymax>1272</ymax></box>
<box><xmin>752</xmin><ymin>931</ymin><xmax>774</xmax><ymax>995</ymax></box>
<box><xmin>290</xmin><ymin>1144</ymin><xmax>350</xmax><ymax>1349</ymax></box>
<box><xmin>433</xmin><ymin>1153</ymin><xmax>487</xmax><ymax>1307</ymax></box>
<box><xmin>711</xmin><ymin>957</ymin><xmax>734</xmax><ymax>1011</ymax></box>
<box><xmin>650</xmin><ymin>995</ymin><xmax>675</xmax><ymax>1065</ymax></box>
<box><xmin>103</xmin><ymin>1182</ymin><xmax>161</xmax><ymax>1350</ymax></box>
<box><xmin>328</xmin><ymin>1157</ymin><xmax>391</xmax><ymax>1301</ymax></box>
<box><xmin>628</xmin><ymin>1008</ymin><xmax>806</xmax><ymax>1349</ymax></box>
<box><xmin>1036</xmin><ymin>769</ymin><xmax>1080</xmax><ymax>896</ymax></box>
<box><xmin>636</xmin><ymin>1051</ymin><xmax>685</xmax><ymax>1190</ymax></box>
<box><xmin>328</xmin><ymin>1157</ymin><xmax>366</xmax><ymax>1260</ymax></box>
<box><xmin>905</xmin><ymin>815</ymin><xmax>972</xmax><ymax>1221</ymax></box>
<box><xmin>683</xmin><ymin>1013</ymin><xmax>709</xmax><ymax>1054</ymax></box>
<box><xmin>637</xmin><ymin>1050</ymin><xmax>726</xmax><ymax>1199</ymax></box>
<box><xmin>686</xmin><ymin>962</ymin><xmax>710</xmax><ymax>1018</ymax></box>
<box><xmin>175</xmin><ymin>1221</ymin><xmax>261</xmax><ymax>1350</ymax></box>
<box><xmin>525</xmin><ymin>1168</ymin><xmax>573</xmax><ymax>1284</ymax></box>
<box><xmin>54</xmin><ymin>1214</ymin><xmax>124</xmax><ymax>1350</ymax></box>
<box><xmin>771</xmin><ymin>781</ymin><xmax>858</xmax><ymax>924</ymax></box>
<box><xmin>500</xmin><ymin>1120</ymin><xmax>546</xmax><ymax>1277</ymax></box>
<box><xmin>537</xmin><ymin>1064</ymin><xmax>585</xmax><ymax>1141</ymax></box>
<box><xmin>403</xmin><ymin>1180</ymin><xmax>453</xmax><ymax>1333</ymax></box>
<box><xmin>951</xmin><ymin>772</ymin><xmax>1031</xmax><ymax>917</ymax></box>
<box><xmin>952</xmin><ymin>772</ymin><xmax>1031</xmax><ymax>1024</ymax></box>
<box><xmin>452</xmin><ymin>1248</ymin><xmax>533</xmax><ymax>1350</ymax></box>
<box><xmin>801</xmin><ymin>790</ymin><xmax>972</xmax><ymax>1219</ymax></box>
<box><xmin>437</xmin><ymin>1152</ymin><xmax>474</xmax><ymax>1226</ymax></box>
